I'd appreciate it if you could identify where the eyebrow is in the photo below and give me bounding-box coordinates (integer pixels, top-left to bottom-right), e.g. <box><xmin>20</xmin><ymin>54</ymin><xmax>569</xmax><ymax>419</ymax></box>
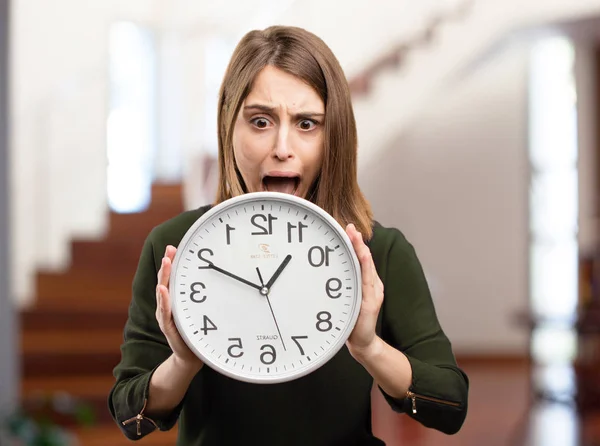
<box><xmin>244</xmin><ymin>104</ymin><xmax>325</xmax><ymax>118</ymax></box>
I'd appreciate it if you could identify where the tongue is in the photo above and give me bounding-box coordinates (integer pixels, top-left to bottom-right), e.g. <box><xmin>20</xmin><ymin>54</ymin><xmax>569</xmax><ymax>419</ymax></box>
<box><xmin>263</xmin><ymin>177</ymin><xmax>296</xmax><ymax>194</ymax></box>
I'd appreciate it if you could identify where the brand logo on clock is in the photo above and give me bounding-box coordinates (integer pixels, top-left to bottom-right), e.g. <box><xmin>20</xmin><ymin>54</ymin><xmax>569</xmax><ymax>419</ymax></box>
<box><xmin>250</xmin><ymin>244</ymin><xmax>279</xmax><ymax>260</ymax></box>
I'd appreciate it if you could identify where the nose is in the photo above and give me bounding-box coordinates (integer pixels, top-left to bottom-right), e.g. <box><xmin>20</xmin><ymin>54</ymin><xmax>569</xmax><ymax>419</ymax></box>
<box><xmin>273</xmin><ymin>125</ymin><xmax>293</xmax><ymax>160</ymax></box>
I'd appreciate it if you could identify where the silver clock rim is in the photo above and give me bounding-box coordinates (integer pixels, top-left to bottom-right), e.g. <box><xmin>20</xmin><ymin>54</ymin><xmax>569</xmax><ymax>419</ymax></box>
<box><xmin>170</xmin><ymin>191</ymin><xmax>363</xmax><ymax>384</ymax></box>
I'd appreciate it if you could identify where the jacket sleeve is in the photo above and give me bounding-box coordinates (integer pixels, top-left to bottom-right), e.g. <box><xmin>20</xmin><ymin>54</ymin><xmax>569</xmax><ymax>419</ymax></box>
<box><xmin>375</xmin><ymin>228</ymin><xmax>469</xmax><ymax>435</ymax></box>
<box><xmin>108</xmin><ymin>229</ymin><xmax>185</xmax><ymax>440</ymax></box>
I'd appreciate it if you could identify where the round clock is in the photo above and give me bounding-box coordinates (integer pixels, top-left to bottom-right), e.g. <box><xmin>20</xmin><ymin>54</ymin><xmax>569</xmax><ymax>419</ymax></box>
<box><xmin>169</xmin><ymin>191</ymin><xmax>362</xmax><ymax>384</ymax></box>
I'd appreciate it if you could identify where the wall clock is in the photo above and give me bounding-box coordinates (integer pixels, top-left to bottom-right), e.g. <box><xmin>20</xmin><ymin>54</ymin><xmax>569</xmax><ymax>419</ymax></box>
<box><xmin>170</xmin><ymin>191</ymin><xmax>362</xmax><ymax>383</ymax></box>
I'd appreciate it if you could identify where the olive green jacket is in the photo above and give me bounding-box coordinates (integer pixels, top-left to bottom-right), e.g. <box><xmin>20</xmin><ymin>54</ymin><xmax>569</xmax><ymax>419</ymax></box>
<box><xmin>108</xmin><ymin>205</ymin><xmax>469</xmax><ymax>445</ymax></box>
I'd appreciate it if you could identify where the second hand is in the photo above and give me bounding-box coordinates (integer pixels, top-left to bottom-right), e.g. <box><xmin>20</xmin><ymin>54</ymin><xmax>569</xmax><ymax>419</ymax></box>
<box><xmin>257</xmin><ymin>267</ymin><xmax>287</xmax><ymax>351</ymax></box>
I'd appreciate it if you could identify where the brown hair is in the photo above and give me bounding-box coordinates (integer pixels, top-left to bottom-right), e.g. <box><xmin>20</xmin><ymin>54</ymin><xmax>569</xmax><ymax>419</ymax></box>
<box><xmin>215</xmin><ymin>26</ymin><xmax>373</xmax><ymax>239</ymax></box>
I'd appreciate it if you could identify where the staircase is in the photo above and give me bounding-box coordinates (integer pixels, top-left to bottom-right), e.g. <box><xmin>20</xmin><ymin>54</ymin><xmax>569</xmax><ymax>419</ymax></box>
<box><xmin>349</xmin><ymin>0</ymin><xmax>600</xmax><ymax>169</ymax></box>
<box><xmin>20</xmin><ymin>184</ymin><xmax>187</xmax><ymax>445</ymax></box>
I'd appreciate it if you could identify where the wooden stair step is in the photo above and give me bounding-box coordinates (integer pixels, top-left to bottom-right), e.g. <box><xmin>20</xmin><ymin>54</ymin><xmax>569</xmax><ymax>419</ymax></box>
<box><xmin>70</xmin><ymin>239</ymin><xmax>144</xmax><ymax>272</ymax></box>
<box><xmin>21</xmin><ymin>329</ymin><xmax>129</xmax><ymax>377</ymax></box>
<box><xmin>36</xmin><ymin>270</ymin><xmax>135</xmax><ymax>300</ymax></box>
<box><xmin>21</xmin><ymin>307</ymin><xmax>128</xmax><ymax>331</ymax></box>
<box><xmin>23</xmin><ymin>374</ymin><xmax>116</xmax><ymax>399</ymax></box>
<box><xmin>72</xmin><ymin>425</ymin><xmax>178</xmax><ymax>446</ymax></box>
<box><xmin>109</xmin><ymin>209</ymin><xmax>182</xmax><ymax>225</ymax></box>
<box><xmin>22</xmin><ymin>351</ymin><xmax>121</xmax><ymax>377</ymax></box>
<box><xmin>22</xmin><ymin>329</ymin><xmax>124</xmax><ymax>355</ymax></box>
<box><xmin>32</xmin><ymin>296</ymin><xmax>132</xmax><ymax>312</ymax></box>
<box><xmin>150</xmin><ymin>183</ymin><xmax>184</xmax><ymax>206</ymax></box>
<box><xmin>145</xmin><ymin>202</ymin><xmax>184</xmax><ymax>216</ymax></box>
<box><xmin>107</xmin><ymin>211</ymin><xmax>181</xmax><ymax>241</ymax></box>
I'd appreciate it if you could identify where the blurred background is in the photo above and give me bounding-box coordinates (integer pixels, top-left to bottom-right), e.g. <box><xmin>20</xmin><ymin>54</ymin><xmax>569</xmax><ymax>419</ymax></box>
<box><xmin>1</xmin><ymin>0</ymin><xmax>600</xmax><ymax>444</ymax></box>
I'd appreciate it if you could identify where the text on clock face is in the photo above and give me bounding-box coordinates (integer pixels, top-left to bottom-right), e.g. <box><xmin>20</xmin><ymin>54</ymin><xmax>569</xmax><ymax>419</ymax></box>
<box><xmin>256</xmin><ymin>335</ymin><xmax>279</xmax><ymax>340</ymax></box>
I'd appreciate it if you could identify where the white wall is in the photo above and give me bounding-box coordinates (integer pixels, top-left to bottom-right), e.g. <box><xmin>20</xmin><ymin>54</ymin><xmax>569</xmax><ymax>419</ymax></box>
<box><xmin>9</xmin><ymin>0</ymin><xmax>600</xmax><ymax>335</ymax></box>
<box><xmin>10</xmin><ymin>0</ymin><xmax>162</xmax><ymax>305</ymax></box>
<box><xmin>276</xmin><ymin>0</ymin><xmax>442</xmax><ymax>78</ymax></box>
<box><xmin>351</xmin><ymin>0</ymin><xmax>600</xmax><ymax>169</ymax></box>
<box><xmin>359</xmin><ymin>41</ymin><xmax>531</xmax><ymax>354</ymax></box>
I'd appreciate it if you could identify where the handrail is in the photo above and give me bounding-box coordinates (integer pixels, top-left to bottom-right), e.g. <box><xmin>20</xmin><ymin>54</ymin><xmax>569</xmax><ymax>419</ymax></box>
<box><xmin>349</xmin><ymin>0</ymin><xmax>475</xmax><ymax>96</ymax></box>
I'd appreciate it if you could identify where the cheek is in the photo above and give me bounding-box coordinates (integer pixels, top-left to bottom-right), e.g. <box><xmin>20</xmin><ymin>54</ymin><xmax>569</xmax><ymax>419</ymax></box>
<box><xmin>233</xmin><ymin>129</ymin><xmax>268</xmax><ymax>177</ymax></box>
<box><xmin>300</xmin><ymin>135</ymin><xmax>324</xmax><ymax>176</ymax></box>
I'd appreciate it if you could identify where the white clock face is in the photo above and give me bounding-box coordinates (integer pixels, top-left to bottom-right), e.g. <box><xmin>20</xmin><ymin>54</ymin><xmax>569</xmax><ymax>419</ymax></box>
<box><xmin>170</xmin><ymin>192</ymin><xmax>362</xmax><ymax>384</ymax></box>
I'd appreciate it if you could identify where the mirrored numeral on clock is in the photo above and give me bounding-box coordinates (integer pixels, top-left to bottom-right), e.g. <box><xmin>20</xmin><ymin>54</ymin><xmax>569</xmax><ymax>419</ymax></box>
<box><xmin>316</xmin><ymin>311</ymin><xmax>333</xmax><ymax>332</ymax></box>
<box><xmin>227</xmin><ymin>338</ymin><xmax>244</xmax><ymax>358</ymax></box>
<box><xmin>260</xmin><ymin>344</ymin><xmax>276</xmax><ymax>365</ymax></box>
<box><xmin>287</xmin><ymin>221</ymin><xmax>307</xmax><ymax>243</ymax></box>
<box><xmin>197</xmin><ymin>248</ymin><xmax>214</xmax><ymax>269</ymax></box>
<box><xmin>200</xmin><ymin>315</ymin><xmax>217</xmax><ymax>335</ymax></box>
<box><xmin>291</xmin><ymin>335</ymin><xmax>308</xmax><ymax>355</ymax></box>
<box><xmin>225</xmin><ymin>224</ymin><xmax>235</xmax><ymax>245</ymax></box>
<box><xmin>251</xmin><ymin>213</ymin><xmax>277</xmax><ymax>235</ymax></box>
<box><xmin>326</xmin><ymin>278</ymin><xmax>342</xmax><ymax>299</ymax></box>
<box><xmin>190</xmin><ymin>282</ymin><xmax>207</xmax><ymax>303</ymax></box>
<box><xmin>308</xmin><ymin>246</ymin><xmax>334</xmax><ymax>267</ymax></box>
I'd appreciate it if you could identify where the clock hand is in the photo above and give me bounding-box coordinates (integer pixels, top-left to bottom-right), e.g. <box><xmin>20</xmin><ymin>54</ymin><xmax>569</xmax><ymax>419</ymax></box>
<box><xmin>205</xmin><ymin>263</ymin><xmax>262</xmax><ymax>291</ymax></box>
<box><xmin>265</xmin><ymin>254</ymin><xmax>292</xmax><ymax>290</ymax></box>
<box><xmin>256</xmin><ymin>267</ymin><xmax>287</xmax><ymax>351</ymax></box>
<box><xmin>256</xmin><ymin>267</ymin><xmax>266</xmax><ymax>289</ymax></box>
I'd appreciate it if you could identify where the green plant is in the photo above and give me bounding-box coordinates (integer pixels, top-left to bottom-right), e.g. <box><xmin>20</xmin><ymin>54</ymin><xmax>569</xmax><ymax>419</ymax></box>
<box><xmin>1</xmin><ymin>392</ymin><xmax>95</xmax><ymax>446</ymax></box>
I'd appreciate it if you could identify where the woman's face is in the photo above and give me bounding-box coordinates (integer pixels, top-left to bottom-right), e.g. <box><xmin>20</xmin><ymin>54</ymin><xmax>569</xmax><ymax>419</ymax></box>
<box><xmin>232</xmin><ymin>65</ymin><xmax>325</xmax><ymax>198</ymax></box>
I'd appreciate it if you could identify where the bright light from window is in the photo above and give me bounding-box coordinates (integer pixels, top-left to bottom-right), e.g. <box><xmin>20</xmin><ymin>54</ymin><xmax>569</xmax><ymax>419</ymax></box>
<box><xmin>528</xmin><ymin>36</ymin><xmax>578</xmax><ymax>366</ymax></box>
<box><xmin>107</xmin><ymin>22</ymin><xmax>157</xmax><ymax>213</ymax></box>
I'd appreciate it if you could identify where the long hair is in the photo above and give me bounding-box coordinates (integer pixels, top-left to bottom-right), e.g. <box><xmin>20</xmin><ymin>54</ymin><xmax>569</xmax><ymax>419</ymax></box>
<box><xmin>215</xmin><ymin>26</ymin><xmax>373</xmax><ymax>239</ymax></box>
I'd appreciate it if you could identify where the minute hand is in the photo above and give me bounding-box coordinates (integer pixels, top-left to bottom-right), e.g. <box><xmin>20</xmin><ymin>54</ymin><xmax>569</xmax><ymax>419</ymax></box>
<box><xmin>266</xmin><ymin>255</ymin><xmax>292</xmax><ymax>289</ymax></box>
<box><xmin>207</xmin><ymin>263</ymin><xmax>262</xmax><ymax>291</ymax></box>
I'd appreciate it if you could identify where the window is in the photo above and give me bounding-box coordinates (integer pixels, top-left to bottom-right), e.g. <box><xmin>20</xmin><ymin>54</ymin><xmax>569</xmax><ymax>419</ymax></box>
<box><xmin>527</xmin><ymin>35</ymin><xmax>578</xmax><ymax>446</ymax></box>
<box><xmin>107</xmin><ymin>22</ymin><xmax>157</xmax><ymax>213</ymax></box>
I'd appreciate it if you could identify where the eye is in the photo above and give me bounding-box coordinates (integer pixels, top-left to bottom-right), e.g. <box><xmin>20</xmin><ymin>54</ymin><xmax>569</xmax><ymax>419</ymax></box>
<box><xmin>250</xmin><ymin>117</ymin><xmax>271</xmax><ymax>129</ymax></box>
<box><xmin>298</xmin><ymin>119</ymin><xmax>317</xmax><ymax>131</ymax></box>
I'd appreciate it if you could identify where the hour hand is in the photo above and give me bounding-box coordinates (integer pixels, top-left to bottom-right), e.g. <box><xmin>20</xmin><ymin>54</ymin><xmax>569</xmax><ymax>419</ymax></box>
<box><xmin>205</xmin><ymin>263</ymin><xmax>262</xmax><ymax>291</ymax></box>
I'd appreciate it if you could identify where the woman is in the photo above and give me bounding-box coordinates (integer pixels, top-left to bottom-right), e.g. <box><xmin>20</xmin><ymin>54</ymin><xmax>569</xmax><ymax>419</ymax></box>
<box><xmin>109</xmin><ymin>25</ymin><xmax>469</xmax><ymax>445</ymax></box>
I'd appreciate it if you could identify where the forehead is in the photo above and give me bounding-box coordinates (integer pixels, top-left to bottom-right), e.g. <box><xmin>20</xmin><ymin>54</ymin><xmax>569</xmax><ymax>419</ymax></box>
<box><xmin>245</xmin><ymin>66</ymin><xmax>324</xmax><ymax>112</ymax></box>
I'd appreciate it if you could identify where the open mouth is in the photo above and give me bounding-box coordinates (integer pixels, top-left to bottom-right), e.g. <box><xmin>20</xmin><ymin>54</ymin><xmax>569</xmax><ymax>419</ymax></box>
<box><xmin>262</xmin><ymin>175</ymin><xmax>300</xmax><ymax>195</ymax></box>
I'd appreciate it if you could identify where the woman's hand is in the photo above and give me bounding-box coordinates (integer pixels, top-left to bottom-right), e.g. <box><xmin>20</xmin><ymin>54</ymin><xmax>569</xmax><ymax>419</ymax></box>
<box><xmin>345</xmin><ymin>224</ymin><xmax>385</xmax><ymax>361</ymax></box>
<box><xmin>156</xmin><ymin>245</ymin><xmax>203</xmax><ymax>370</ymax></box>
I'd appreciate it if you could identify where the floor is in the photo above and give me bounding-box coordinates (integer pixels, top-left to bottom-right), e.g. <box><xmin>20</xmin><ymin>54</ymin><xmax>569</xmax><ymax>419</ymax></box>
<box><xmin>372</xmin><ymin>360</ymin><xmax>600</xmax><ymax>446</ymax></box>
<box><xmin>72</xmin><ymin>360</ymin><xmax>600</xmax><ymax>446</ymax></box>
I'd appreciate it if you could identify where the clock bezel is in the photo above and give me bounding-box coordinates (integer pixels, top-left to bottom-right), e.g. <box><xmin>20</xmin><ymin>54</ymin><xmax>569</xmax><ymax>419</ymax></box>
<box><xmin>170</xmin><ymin>191</ymin><xmax>362</xmax><ymax>384</ymax></box>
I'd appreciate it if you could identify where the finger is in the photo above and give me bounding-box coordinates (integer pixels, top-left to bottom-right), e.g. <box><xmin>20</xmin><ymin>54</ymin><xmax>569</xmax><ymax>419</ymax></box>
<box><xmin>157</xmin><ymin>245</ymin><xmax>177</xmax><ymax>286</ymax></box>
<box><xmin>158</xmin><ymin>255</ymin><xmax>172</xmax><ymax>288</ymax></box>
<box><xmin>346</xmin><ymin>224</ymin><xmax>375</xmax><ymax>289</ymax></box>
<box><xmin>165</xmin><ymin>245</ymin><xmax>177</xmax><ymax>262</ymax></box>
<box><xmin>156</xmin><ymin>285</ymin><xmax>175</xmax><ymax>336</ymax></box>
<box><xmin>155</xmin><ymin>286</ymin><xmax>162</xmax><ymax>319</ymax></box>
<box><xmin>157</xmin><ymin>284</ymin><xmax>172</xmax><ymax>316</ymax></box>
<box><xmin>156</xmin><ymin>253</ymin><xmax>171</xmax><ymax>320</ymax></box>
